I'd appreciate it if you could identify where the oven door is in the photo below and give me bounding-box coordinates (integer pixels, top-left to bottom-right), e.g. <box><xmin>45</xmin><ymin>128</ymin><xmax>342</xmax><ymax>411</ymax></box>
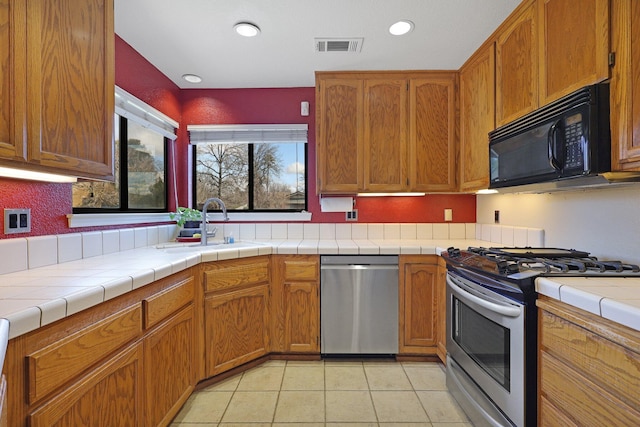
<box><xmin>446</xmin><ymin>270</ymin><xmax>525</xmax><ymax>427</ymax></box>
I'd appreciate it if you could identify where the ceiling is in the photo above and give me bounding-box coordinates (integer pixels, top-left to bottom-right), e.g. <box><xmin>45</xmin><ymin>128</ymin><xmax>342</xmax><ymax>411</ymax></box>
<box><xmin>114</xmin><ymin>0</ymin><xmax>520</xmax><ymax>89</ymax></box>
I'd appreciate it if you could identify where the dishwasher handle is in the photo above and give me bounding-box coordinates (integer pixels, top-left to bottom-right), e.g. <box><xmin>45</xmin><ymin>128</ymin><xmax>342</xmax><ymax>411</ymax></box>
<box><xmin>321</xmin><ymin>264</ymin><xmax>399</xmax><ymax>270</ymax></box>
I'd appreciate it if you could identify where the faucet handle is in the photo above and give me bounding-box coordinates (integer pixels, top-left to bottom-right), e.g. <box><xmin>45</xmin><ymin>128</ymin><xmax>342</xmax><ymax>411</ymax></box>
<box><xmin>207</xmin><ymin>227</ymin><xmax>218</xmax><ymax>237</ymax></box>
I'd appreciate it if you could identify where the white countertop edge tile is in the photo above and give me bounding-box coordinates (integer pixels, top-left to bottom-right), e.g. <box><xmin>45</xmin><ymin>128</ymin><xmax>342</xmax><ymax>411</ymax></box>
<box><xmin>558</xmin><ymin>285</ymin><xmax>603</xmax><ymax>316</ymax></box>
<box><xmin>5</xmin><ymin>307</ymin><xmax>42</xmax><ymax>339</ymax></box>
<box><xmin>535</xmin><ymin>278</ymin><xmax>562</xmax><ymax>300</ymax></box>
<box><xmin>600</xmin><ymin>298</ymin><xmax>640</xmax><ymax>331</ymax></box>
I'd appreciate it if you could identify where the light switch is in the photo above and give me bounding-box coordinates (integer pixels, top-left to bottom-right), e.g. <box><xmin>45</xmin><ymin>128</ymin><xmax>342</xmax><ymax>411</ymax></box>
<box><xmin>4</xmin><ymin>208</ymin><xmax>31</xmax><ymax>234</ymax></box>
<box><xmin>444</xmin><ymin>208</ymin><xmax>453</xmax><ymax>222</ymax></box>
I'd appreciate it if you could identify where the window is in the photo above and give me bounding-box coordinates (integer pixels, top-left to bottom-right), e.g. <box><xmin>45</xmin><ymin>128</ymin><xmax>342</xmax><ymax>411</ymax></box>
<box><xmin>72</xmin><ymin>87</ymin><xmax>177</xmax><ymax>213</ymax></box>
<box><xmin>190</xmin><ymin>125</ymin><xmax>307</xmax><ymax>211</ymax></box>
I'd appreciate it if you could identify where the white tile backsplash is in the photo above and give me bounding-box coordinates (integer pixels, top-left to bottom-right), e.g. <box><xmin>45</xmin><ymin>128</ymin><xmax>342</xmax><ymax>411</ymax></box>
<box><xmin>58</xmin><ymin>234</ymin><xmax>82</xmax><ymax>264</ymax></box>
<box><xmin>319</xmin><ymin>223</ymin><xmax>336</xmax><ymax>240</ymax></box>
<box><xmin>335</xmin><ymin>224</ymin><xmax>351</xmax><ymax>239</ymax></box>
<box><xmin>417</xmin><ymin>223</ymin><xmax>433</xmax><ymax>239</ymax></box>
<box><xmin>367</xmin><ymin>224</ymin><xmax>384</xmax><ymax>240</ymax></box>
<box><xmin>303</xmin><ymin>223</ymin><xmax>320</xmax><ymax>239</ymax></box>
<box><xmin>82</xmin><ymin>232</ymin><xmax>103</xmax><ymax>259</ymax></box>
<box><xmin>271</xmin><ymin>223</ymin><xmax>288</xmax><ymax>239</ymax></box>
<box><xmin>119</xmin><ymin>229</ymin><xmax>135</xmax><ymax>251</ymax></box>
<box><xmin>433</xmin><ymin>224</ymin><xmax>449</xmax><ymax>239</ymax></box>
<box><xmin>0</xmin><ymin>238</ymin><xmax>28</xmax><ymax>274</ymax></box>
<box><xmin>400</xmin><ymin>223</ymin><xmax>417</xmax><ymax>240</ymax></box>
<box><xmin>449</xmin><ymin>223</ymin><xmax>466</xmax><ymax>239</ymax></box>
<box><xmin>287</xmin><ymin>223</ymin><xmax>304</xmax><ymax>239</ymax></box>
<box><xmin>384</xmin><ymin>223</ymin><xmax>401</xmax><ymax>239</ymax></box>
<box><xmin>351</xmin><ymin>224</ymin><xmax>368</xmax><ymax>240</ymax></box>
<box><xmin>239</xmin><ymin>223</ymin><xmax>256</xmax><ymax>240</ymax></box>
<box><xmin>102</xmin><ymin>230</ymin><xmax>120</xmax><ymax>255</ymax></box>
<box><xmin>134</xmin><ymin>228</ymin><xmax>147</xmax><ymax>248</ymax></box>
<box><xmin>146</xmin><ymin>226</ymin><xmax>159</xmax><ymax>246</ymax></box>
<box><xmin>27</xmin><ymin>236</ymin><xmax>58</xmax><ymax>269</ymax></box>
<box><xmin>255</xmin><ymin>223</ymin><xmax>272</xmax><ymax>239</ymax></box>
<box><xmin>513</xmin><ymin>227</ymin><xmax>528</xmax><ymax>246</ymax></box>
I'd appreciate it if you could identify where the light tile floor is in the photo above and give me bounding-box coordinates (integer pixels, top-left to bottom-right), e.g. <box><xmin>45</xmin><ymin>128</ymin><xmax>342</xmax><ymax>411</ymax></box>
<box><xmin>171</xmin><ymin>359</ymin><xmax>471</xmax><ymax>426</ymax></box>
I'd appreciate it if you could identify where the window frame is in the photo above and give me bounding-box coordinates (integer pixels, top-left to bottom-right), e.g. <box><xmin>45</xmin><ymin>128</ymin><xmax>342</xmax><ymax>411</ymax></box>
<box><xmin>72</xmin><ymin>114</ymin><xmax>169</xmax><ymax>214</ymax></box>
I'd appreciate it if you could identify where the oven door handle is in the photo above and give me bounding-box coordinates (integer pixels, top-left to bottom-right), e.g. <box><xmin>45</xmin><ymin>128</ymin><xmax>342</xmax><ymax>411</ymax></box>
<box><xmin>446</xmin><ymin>275</ymin><xmax>522</xmax><ymax>318</ymax></box>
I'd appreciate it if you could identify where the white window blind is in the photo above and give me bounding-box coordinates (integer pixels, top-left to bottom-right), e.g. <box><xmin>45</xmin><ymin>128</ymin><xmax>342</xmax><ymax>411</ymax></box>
<box><xmin>187</xmin><ymin>124</ymin><xmax>308</xmax><ymax>144</ymax></box>
<box><xmin>115</xmin><ymin>86</ymin><xmax>179</xmax><ymax>140</ymax></box>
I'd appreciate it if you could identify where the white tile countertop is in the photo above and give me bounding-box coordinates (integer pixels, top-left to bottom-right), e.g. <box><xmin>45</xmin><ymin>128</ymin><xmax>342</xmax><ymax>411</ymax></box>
<box><xmin>536</xmin><ymin>276</ymin><xmax>640</xmax><ymax>332</ymax></box>
<box><xmin>0</xmin><ymin>237</ymin><xmax>493</xmax><ymax>340</ymax></box>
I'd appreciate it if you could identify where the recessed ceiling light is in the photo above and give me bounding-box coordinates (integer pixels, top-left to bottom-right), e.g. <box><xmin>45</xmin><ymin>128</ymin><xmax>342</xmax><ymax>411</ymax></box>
<box><xmin>182</xmin><ymin>74</ymin><xmax>202</xmax><ymax>83</ymax></box>
<box><xmin>389</xmin><ymin>20</ymin><xmax>414</xmax><ymax>36</ymax></box>
<box><xmin>234</xmin><ymin>22</ymin><xmax>261</xmax><ymax>37</ymax></box>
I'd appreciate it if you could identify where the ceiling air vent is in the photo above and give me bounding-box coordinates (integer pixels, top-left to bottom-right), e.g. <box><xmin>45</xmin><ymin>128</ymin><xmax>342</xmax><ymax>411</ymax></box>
<box><xmin>315</xmin><ymin>38</ymin><xmax>364</xmax><ymax>53</ymax></box>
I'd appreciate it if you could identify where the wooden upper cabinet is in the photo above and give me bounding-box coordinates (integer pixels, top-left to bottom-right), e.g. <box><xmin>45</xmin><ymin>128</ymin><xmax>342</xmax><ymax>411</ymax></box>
<box><xmin>0</xmin><ymin>0</ymin><xmax>114</xmax><ymax>180</ymax></box>
<box><xmin>316</xmin><ymin>76</ymin><xmax>363</xmax><ymax>193</ymax></box>
<box><xmin>496</xmin><ymin>0</ymin><xmax>538</xmax><ymax>127</ymax></box>
<box><xmin>363</xmin><ymin>79</ymin><xmax>408</xmax><ymax>192</ymax></box>
<box><xmin>409</xmin><ymin>75</ymin><xmax>457</xmax><ymax>192</ymax></box>
<box><xmin>538</xmin><ymin>0</ymin><xmax>610</xmax><ymax>105</ymax></box>
<box><xmin>610</xmin><ymin>0</ymin><xmax>640</xmax><ymax>171</ymax></box>
<box><xmin>459</xmin><ymin>43</ymin><xmax>495</xmax><ymax>192</ymax></box>
<box><xmin>0</xmin><ymin>0</ymin><xmax>26</xmax><ymax>162</ymax></box>
<box><xmin>316</xmin><ymin>71</ymin><xmax>457</xmax><ymax>194</ymax></box>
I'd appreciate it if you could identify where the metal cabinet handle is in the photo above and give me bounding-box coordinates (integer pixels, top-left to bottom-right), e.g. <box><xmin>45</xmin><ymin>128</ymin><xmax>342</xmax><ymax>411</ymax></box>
<box><xmin>446</xmin><ymin>275</ymin><xmax>522</xmax><ymax>318</ymax></box>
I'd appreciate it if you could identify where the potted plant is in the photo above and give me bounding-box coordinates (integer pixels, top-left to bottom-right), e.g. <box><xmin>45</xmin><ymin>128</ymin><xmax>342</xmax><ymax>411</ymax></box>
<box><xmin>169</xmin><ymin>207</ymin><xmax>202</xmax><ymax>228</ymax></box>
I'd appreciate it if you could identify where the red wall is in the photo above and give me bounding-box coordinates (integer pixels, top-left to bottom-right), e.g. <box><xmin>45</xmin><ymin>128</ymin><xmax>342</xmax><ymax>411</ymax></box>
<box><xmin>0</xmin><ymin>36</ymin><xmax>475</xmax><ymax>239</ymax></box>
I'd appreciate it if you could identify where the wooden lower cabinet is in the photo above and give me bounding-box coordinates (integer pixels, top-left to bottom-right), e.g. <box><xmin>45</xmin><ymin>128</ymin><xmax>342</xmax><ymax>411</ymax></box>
<box><xmin>3</xmin><ymin>268</ymin><xmax>198</xmax><ymax>427</ymax></box>
<box><xmin>28</xmin><ymin>342</ymin><xmax>144</xmax><ymax>427</ymax></box>
<box><xmin>144</xmin><ymin>304</ymin><xmax>196</xmax><ymax>426</ymax></box>
<box><xmin>537</xmin><ymin>296</ymin><xmax>640</xmax><ymax>426</ymax></box>
<box><xmin>204</xmin><ymin>285</ymin><xmax>270</xmax><ymax>376</ymax></box>
<box><xmin>398</xmin><ymin>255</ymin><xmax>446</xmax><ymax>361</ymax></box>
<box><xmin>271</xmin><ymin>255</ymin><xmax>320</xmax><ymax>354</ymax></box>
<box><xmin>202</xmin><ymin>256</ymin><xmax>271</xmax><ymax>377</ymax></box>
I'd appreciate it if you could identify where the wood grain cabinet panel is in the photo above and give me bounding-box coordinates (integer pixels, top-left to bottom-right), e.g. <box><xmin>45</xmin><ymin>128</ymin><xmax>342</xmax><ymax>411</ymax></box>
<box><xmin>495</xmin><ymin>0</ymin><xmax>538</xmax><ymax>127</ymax></box>
<box><xmin>203</xmin><ymin>257</ymin><xmax>270</xmax><ymax>293</ymax></box>
<box><xmin>23</xmin><ymin>0</ymin><xmax>114</xmax><ymax>180</ymax></box>
<box><xmin>205</xmin><ymin>284</ymin><xmax>270</xmax><ymax>376</ymax></box>
<box><xmin>537</xmin><ymin>297</ymin><xmax>640</xmax><ymax>425</ymax></box>
<box><xmin>398</xmin><ymin>255</ymin><xmax>446</xmax><ymax>359</ymax></box>
<box><xmin>0</xmin><ymin>375</ymin><xmax>6</xmax><ymax>427</ymax></box>
<box><xmin>28</xmin><ymin>342</ymin><xmax>144</xmax><ymax>427</ymax></box>
<box><xmin>143</xmin><ymin>276</ymin><xmax>194</xmax><ymax>329</ymax></box>
<box><xmin>610</xmin><ymin>0</ymin><xmax>640</xmax><ymax>171</ymax></box>
<box><xmin>459</xmin><ymin>43</ymin><xmax>495</xmax><ymax>192</ymax></box>
<box><xmin>538</xmin><ymin>0</ymin><xmax>610</xmax><ymax>105</ymax></box>
<box><xmin>363</xmin><ymin>79</ymin><xmax>408</xmax><ymax>192</ymax></box>
<box><xmin>0</xmin><ymin>0</ymin><xmax>26</xmax><ymax>162</ymax></box>
<box><xmin>27</xmin><ymin>304</ymin><xmax>142</xmax><ymax>404</ymax></box>
<box><xmin>144</xmin><ymin>305</ymin><xmax>196</xmax><ymax>427</ymax></box>
<box><xmin>409</xmin><ymin>76</ymin><xmax>457</xmax><ymax>192</ymax></box>
<box><xmin>315</xmin><ymin>77</ymin><xmax>364</xmax><ymax>193</ymax></box>
<box><xmin>271</xmin><ymin>255</ymin><xmax>320</xmax><ymax>354</ymax></box>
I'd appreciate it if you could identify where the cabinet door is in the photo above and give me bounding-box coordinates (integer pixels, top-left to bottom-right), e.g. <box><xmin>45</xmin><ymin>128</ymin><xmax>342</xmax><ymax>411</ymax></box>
<box><xmin>409</xmin><ymin>76</ymin><xmax>457</xmax><ymax>192</ymax></box>
<box><xmin>271</xmin><ymin>255</ymin><xmax>320</xmax><ymax>353</ymax></box>
<box><xmin>496</xmin><ymin>0</ymin><xmax>538</xmax><ymax>126</ymax></box>
<box><xmin>29</xmin><ymin>343</ymin><xmax>144</xmax><ymax>427</ymax></box>
<box><xmin>144</xmin><ymin>305</ymin><xmax>196</xmax><ymax>427</ymax></box>
<box><xmin>363</xmin><ymin>79</ymin><xmax>408</xmax><ymax>192</ymax></box>
<box><xmin>399</xmin><ymin>257</ymin><xmax>440</xmax><ymax>355</ymax></box>
<box><xmin>459</xmin><ymin>44</ymin><xmax>495</xmax><ymax>192</ymax></box>
<box><xmin>205</xmin><ymin>284</ymin><xmax>270</xmax><ymax>376</ymax></box>
<box><xmin>25</xmin><ymin>0</ymin><xmax>114</xmax><ymax>180</ymax></box>
<box><xmin>0</xmin><ymin>0</ymin><xmax>26</xmax><ymax>162</ymax></box>
<box><xmin>316</xmin><ymin>77</ymin><xmax>363</xmax><ymax>193</ymax></box>
<box><xmin>538</xmin><ymin>0</ymin><xmax>610</xmax><ymax>105</ymax></box>
<box><xmin>610</xmin><ymin>0</ymin><xmax>640</xmax><ymax>170</ymax></box>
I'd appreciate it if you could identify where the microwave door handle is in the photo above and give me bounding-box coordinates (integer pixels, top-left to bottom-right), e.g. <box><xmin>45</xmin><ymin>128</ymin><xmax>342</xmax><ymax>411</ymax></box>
<box><xmin>548</xmin><ymin>120</ymin><xmax>562</xmax><ymax>171</ymax></box>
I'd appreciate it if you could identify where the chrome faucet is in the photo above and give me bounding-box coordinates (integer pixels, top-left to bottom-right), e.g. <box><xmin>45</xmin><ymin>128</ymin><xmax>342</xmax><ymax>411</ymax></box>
<box><xmin>201</xmin><ymin>198</ymin><xmax>229</xmax><ymax>245</ymax></box>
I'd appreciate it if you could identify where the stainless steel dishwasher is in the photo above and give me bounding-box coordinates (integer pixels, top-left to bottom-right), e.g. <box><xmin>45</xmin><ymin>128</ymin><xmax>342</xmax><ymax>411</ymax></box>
<box><xmin>320</xmin><ymin>255</ymin><xmax>399</xmax><ymax>354</ymax></box>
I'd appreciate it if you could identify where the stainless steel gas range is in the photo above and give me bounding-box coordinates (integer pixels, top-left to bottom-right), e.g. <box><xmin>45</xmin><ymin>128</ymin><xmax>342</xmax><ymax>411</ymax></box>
<box><xmin>441</xmin><ymin>247</ymin><xmax>640</xmax><ymax>427</ymax></box>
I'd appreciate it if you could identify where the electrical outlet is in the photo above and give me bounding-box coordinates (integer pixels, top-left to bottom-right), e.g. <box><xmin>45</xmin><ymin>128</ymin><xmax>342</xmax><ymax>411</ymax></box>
<box><xmin>444</xmin><ymin>208</ymin><xmax>453</xmax><ymax>222</ymax></box>
<box><xmin>4</xmin><ymin>208</ymin><xmax>31</xmax><ymax>234</ymax></box>
<box><xmin>346</xmin><ymin>210</ymin><xmax>358</xmax><ymax>221</ymax></box>
<box><xmin>494</xmin><ymin>210</ymin><xmax>500</xmax><ymax>224</ymax></box>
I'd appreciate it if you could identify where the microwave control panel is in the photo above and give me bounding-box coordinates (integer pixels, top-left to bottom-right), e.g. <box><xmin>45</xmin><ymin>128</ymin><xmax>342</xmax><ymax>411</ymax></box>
<box><xmin>563</xmin><ymin>113</ymin><xmax>585</xmax><ymax>170</ymax></box>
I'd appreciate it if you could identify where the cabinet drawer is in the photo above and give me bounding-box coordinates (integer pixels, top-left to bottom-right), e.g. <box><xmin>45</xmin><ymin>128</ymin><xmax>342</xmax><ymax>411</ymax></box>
<box><xmin>203</xmin><ymin>257</ymin><xmax>269</xmax><ymax>292</ymax></box>
<box><xmin>539</xmin><ymin>351</ymin><xmax>640</xmax><ymax>426</ymax></box>
<box><xmin>143</xmin><ymin>277</ymin><xmax>194</xmax><ymax>329</ymax></box>
<box><xmin>282</xmin><ymin>258</ymin><xmax>318</xmax><ymax>281</ymax></box>
<box><xmin>27</xmin><ymin>304</ymin><xmax>142</xmax><ymax>403</ymax></box>
<box><xmin>540</xmin><ymin>308</ymin><xmax>640</xmax><ymax>408</ymax></box>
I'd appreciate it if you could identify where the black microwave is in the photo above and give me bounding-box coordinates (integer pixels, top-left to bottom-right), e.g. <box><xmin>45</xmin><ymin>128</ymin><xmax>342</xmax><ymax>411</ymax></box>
<box><xmin>489</xmin><ymin>83</ymin><xmax>611</xmax><ymax>190</ymax></box>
